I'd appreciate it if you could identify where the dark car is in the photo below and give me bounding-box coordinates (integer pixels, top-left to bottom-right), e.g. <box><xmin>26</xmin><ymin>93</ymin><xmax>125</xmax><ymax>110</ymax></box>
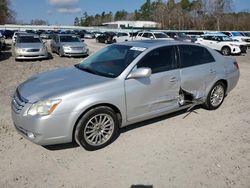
<box><xmin>96</xmin><ymin>32</ymin><xmax>116</xmax><ymax>44</ymax></box>
<box><xmin>165</xmin><ymin>31</ymin><xmax>191</xmax><ymax>42</ymax></box>
<box><xmin>0</xmin><ymin>29</ymin><xmax>14</xmax><ymax>38</ymax></box>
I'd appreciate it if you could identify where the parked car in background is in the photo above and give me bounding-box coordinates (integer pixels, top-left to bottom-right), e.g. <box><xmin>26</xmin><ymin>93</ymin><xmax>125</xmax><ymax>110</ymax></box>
<box><xmin>0</xmin><ymin>31</ymin><xmax>6</xmax><ymax>51</ymax></box>
<box><xmin>84</xmin><ymin>32</ymin><xmax>95</xmax><ymax>39</ymax></box>
<box><xmin>50</xmin><ymin>34</ymin><xmax>89</xmax><ymax>57</ymax></box>
<box><xmin>184</xmin><ymin>31</ymin><xmax>205</xmax><ymax>42</ymax></box>
<box><xmin>135</xmin><ymin>31</ymin><xmax>174</xmax><ymax>41</ymax></box>
<box><xmin>222</xmin><ymin>31</ymin><xmax>250</xmax><ymax>47</ymax></box>
<box><xmin>164</xmin><ymin>31</ymin><xmax>191</xmax><ymax>42</ymax></box>
<box><xmin>195</xmin><ymin>33</ymin><xmax>247</xmax><ymax>56</ymax></box>
<box><xmin>242</xmin><ymin>32</ymin><xmax>250</xmax><ymax>37</ymax></box>
<box><xmin>40</xmin><ymin>32</ymin><xmax>54</xmax><ymax>40</ymax></box>
<box><xmin>11</xmin><ymin>40</ymin><xmax>239</xmax><ymax>150</ymax></box>
<box><xmin>112</xmin><ymin>32</ymin><xmax>130</xmax><ymax>43</ymax></box>
<box><xmin>12</xmin><ymin>32</ymin><xmax>27</xmax><ymax>43</ymax></box>
<box><xmin>13</xmin><ymin>34</ymin><xmax>48</xmax><ymax>60</ymax></box>
<box><xmin>0</xmin><ymin>29</ymin><xmax>14</xmax><ymax>38</ymax></box>
<box><xmin>93</xmin><ymin>31</ymin><xmax>102</xmax><ymax>38</ymax></box>
<box><xmin>96</xmin><ymin>32</ymin><xmax>116</xmax><ymax>44</ymax></box>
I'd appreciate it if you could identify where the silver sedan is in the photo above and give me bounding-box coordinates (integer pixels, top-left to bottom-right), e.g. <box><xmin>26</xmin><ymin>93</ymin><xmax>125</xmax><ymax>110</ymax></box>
<box><xmin>50</xmin><ymin>34</ymin><xmax>89</xmax><ymax>57</ymax></box>
<box><xmin>13</xmin><ymin>34</ymin><xmax>48</xmax><ymax>60</ymax></box>
<box><xmin>11</xmin><ymin>40</ymin><xmax>239</xmax><ymax>150</ymax></box>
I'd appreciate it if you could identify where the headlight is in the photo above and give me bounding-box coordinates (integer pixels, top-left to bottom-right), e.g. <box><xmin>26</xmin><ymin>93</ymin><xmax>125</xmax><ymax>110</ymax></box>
<box><xmin>27</xmin><ymin>99</ymin><xmax>61</xmax><ymax>116</ymax></box>
<box><xmin>63</xmin><ymin>46</ymin><xmax>71</xmax><ymax>51</ymax></box>
<box><xmin>15</xmin><ymin>48</ymin><xmax>25</xmax><ymax>53</ymax></box>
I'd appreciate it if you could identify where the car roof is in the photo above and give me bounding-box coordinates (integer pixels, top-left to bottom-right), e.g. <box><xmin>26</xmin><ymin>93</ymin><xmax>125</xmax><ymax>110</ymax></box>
<box><xmin>56</xmin><ymin>34</ymin><xmax>77</xmax><ymax>36</ymax></box>
<box><xmin>18</xmin><ymin>33</ymin><xmax>39</xmax><ymax>37</ymax></box>
<box><xmin>202</xmin><ymin>32</ymin><xmax>228</xmax><ymax>37</ymax></box>
<box><xmin>117</xmin><ymin>40</ymin><xmax>197</xmax><ymax>49</ymax></box>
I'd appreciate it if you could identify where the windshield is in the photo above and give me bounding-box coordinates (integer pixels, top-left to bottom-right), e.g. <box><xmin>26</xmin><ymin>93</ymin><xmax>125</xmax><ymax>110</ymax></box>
<box><xmin>60</xmin><ymin>35</ymin><xmax>80</xmax><ymax>42</ymax></box>
<box><xmin>78</xmin><ymin>45</ymin><xmax>145</xmax><ymax>78</ymax></box>
<box><xmin>154</xmin><ymin>33</ymin><xmax>168</xmax><ymax>39</ymax></box>
<box><xmin>17</xmin><ymin>36</ymin><xmax>41</xmax><ymax>43</ymax></box>
<box><xmin>231</xmin><ymin>32</ymin><xmax>243</xmax><ymax>37</ymax></box>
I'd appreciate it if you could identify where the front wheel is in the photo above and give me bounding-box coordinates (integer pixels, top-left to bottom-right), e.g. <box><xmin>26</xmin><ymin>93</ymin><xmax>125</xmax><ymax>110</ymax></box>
<box><xmin>204</xmin><ymin>82</ymin><xmax>226</xmax><ymax>110</ymax></box>
<box><xmin>221</xmin><ymin>46</ymin><xmax>231</xmax><ymax>56</ymax></box>
<box><xmin>74</xmin><ymin>106</ymin><xmax>119</xmax><ymax>150</ymax></box>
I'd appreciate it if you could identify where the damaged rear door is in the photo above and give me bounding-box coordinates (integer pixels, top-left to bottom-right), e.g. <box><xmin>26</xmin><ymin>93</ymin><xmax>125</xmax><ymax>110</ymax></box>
<box><xmin>178</xmin><ymin>45</ymin><xmax>216</xmax><ymax>100</ymax></box>
<box><xmin>125</xmin><ymin>46</ymin><xmax>181</xmax><ymax>122</ymax></box>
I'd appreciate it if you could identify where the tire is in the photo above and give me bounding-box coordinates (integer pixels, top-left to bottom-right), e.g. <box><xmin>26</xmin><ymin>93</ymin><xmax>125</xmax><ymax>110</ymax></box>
<box><xmin>74</xmin><ymin>106</ymin><xmax>119</xmax><ymax>151</ymax></box>
<box><xmin>204</xmin><ymin>81</ymin><xmax>226</xmax><ymax>110</ymax></box>
<box><xmin>221</xmin><ymin>46</ymin><xmax>231</xmax><ymax>56</ymax></box>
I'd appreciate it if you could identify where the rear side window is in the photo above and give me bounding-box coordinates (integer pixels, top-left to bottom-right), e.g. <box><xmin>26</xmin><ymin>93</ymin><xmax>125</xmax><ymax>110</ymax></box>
<box><xmin>179</xmin><ymin>45</ymin><xmax>215</xmax><ymax>68</ymax></box>
<box><xmin>137</xmin><ymin>46</ymin><xmax>177</xmax><ymax>74</ymax></box>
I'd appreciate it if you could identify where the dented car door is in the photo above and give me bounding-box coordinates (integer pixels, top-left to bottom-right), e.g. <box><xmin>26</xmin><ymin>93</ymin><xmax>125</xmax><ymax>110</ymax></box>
<box><xmin>178</xmin><ymin>45</ymin><xmax>217</xmax><ymax>99</ymax></box>
<box><xmin>125</xmin><ymin>46</ymin><xmax>181</xmax><ymax>122</ymax></box>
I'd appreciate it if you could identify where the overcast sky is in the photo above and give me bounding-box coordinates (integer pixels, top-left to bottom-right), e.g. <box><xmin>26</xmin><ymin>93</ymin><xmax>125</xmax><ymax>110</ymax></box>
<box><xmin>11</xmin><ymin>0</ymin><xmax>250</xmax><ymax>25</ymax></box>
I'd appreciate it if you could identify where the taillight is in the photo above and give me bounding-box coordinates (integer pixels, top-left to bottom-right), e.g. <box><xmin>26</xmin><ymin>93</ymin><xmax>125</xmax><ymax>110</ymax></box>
<box><xmin>234</xmin><ymin>62</ymin><xmax>239</xmax><ymax>70</ymax></box>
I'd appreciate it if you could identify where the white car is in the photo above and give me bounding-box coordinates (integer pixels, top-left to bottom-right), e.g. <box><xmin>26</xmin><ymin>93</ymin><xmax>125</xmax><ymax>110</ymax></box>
<box><xmin>222</xmin><ymin>31</ymin><xmax>250</xmax><ymax>47</ymax></box>
<box><xmin>135</xmin><ymin>31</ymin><xmax>174</xmax><ymax>41</ymax></box>
<box><xmin>195</xmin><ymin>33</ymin><xmax>247</xmax><ymax>56</ymax></box>
<box><xmin>112</xmin><ymin>32</ymin><xmax>131</xmax><ymax>43</ymax></box>
<box><xmin>12</xmin><ymin>32</ymin><xmax>27</xmax><ymax>43</ymax></box>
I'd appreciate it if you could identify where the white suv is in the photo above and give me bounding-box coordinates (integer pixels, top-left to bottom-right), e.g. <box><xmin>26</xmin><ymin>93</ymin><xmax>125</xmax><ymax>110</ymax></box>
<box><xmin>135</xmin><ymin>31</ymin><xmax>174</xmax><ymax>41</ymax></box>
<box><xmin>195</xmin><ymin>33</ymin><xmax>247</xmax><ymax>56</ymax></box>
<box><xmin>222</xmin><ymin>31</ymin><xmax>250</xmax><ymax>47</ymax></box>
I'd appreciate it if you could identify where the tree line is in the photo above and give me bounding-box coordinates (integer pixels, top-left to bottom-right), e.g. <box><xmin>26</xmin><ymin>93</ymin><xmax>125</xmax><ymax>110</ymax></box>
<box><xmin>75</xmin><ymin>0</ymin><xmax>250</xmax><ymax>31</ymax></box>
<box><xmin>0</xmin><ymin>0</ymin><xmax>15</xmax><ymax>24</ymax></box>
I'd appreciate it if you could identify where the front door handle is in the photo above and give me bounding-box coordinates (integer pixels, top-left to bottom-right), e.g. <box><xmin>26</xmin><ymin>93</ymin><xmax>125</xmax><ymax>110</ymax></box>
<box><xmin>170</xmin><ymin>77</ymin><xmax>178</xmax><ymax>82</ymax></box>
<box><xmin>210</xmin><ymin>69</ymin><xmax>216</xmax><ymax>74</ymax></box>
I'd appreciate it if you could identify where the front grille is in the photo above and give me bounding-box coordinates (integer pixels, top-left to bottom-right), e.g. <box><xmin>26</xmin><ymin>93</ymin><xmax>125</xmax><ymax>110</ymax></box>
<box><xmin>245</xmin><ymin>39</ymin><xmax>250</xmax><ymax>43</ymax></box>
<box><xmin>12</xmin><ymin>89</ymin><xmax>28</xmax><ymax>114</ymax></box>
<box><xmin>27</xmin><ymin>49</ymin><xmax>40</xmax><ymax>52</ymax></box>
<box><xmin>71</xmin><ymin>47</ymin><xmax>83</xmax><ymax>50</ymax></box>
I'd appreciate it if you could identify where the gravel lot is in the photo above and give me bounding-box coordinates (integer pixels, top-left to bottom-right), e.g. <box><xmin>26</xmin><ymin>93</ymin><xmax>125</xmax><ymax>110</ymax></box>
<box><xmin>0</xmin><ymin>39</ymin><xmax>250</xmax><ymax>188</ymax></box>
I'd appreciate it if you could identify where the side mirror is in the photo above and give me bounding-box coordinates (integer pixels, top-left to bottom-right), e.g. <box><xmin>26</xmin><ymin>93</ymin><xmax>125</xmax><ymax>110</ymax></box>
<box><xmin>81</xmin><ymin>39</ymin><xmax>85</xmax><ymax>42</ymax></box>
<box><xmin>127</xmin><ymin>68</ymin><xmax>152</xmax><ymax>79</ymax></box>
<box><xmin>150</xmin><ymin>36</ymin><xmax>154</xmax><ymax>40</ymax></box>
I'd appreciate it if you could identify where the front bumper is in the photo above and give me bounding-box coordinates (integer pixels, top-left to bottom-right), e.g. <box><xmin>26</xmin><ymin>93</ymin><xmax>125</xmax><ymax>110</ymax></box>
<box><xmin>11</xmin><ymin>97</ymin><xmax>76</xmax><ymax>145</ymax></box>
<box><xmin>15</xmin><ymin>51</ymin><xmax>48</xmax><ymax>60</ymax></box>
<box><xmin>63</xmin><ymin>48</ymin><xmax>89</xmax><ymax>57</ymax></box>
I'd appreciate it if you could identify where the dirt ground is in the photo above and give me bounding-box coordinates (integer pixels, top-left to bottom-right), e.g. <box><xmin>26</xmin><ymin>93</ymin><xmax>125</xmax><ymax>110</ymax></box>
<box><xmin>0</xmin><ymin>39</ymin><xmax>250</xmax><ymax>188</ymax></box>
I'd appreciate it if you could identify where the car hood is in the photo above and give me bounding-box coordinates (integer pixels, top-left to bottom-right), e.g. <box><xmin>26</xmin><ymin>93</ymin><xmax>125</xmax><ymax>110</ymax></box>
<box><xmin>61</xmin><ymin>42</ymin><xmax>85</xmax><ymax>47</ymax></box>
<box><xmin>15</xmin><ymin>43</ymin><xmax>43</xmax><ymax>49</ymax></box>
<box><xmin>18</xmin><ymin>66</ymin><xmax>111</xmax><ymax>103</ymax></box>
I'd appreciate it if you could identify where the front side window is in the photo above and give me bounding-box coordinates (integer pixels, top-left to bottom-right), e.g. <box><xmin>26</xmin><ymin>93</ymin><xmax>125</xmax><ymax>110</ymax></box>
<box><xmin>179</xmin><ymin>45</ymin><xmax>215</xmax><ymax>68</ymax></box>
<box><xmin>78</xmin><ymin>45</ymin><xmax>144</xmax><ymax>78</ymax></box>
<box><xmin>137</xmin><ymin>46</ymin><xmax>177</xmax><ymax>74</ymax></box>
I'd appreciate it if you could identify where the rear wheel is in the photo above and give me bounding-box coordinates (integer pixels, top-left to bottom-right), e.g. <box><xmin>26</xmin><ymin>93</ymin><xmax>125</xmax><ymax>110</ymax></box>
<box><xmin>221</xmin><ymin>46</ymin><xmax>231</xmax><ymax>56</ymax></box>
<box><xmin>74</xmin><ymin>106</ymin><xmax>119</xmax><ymax>150</ymax></box>
<box><xmin>204</xmin><ymin>82</ymin><xmax>226</xmax><ymax>110</ymax></box>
